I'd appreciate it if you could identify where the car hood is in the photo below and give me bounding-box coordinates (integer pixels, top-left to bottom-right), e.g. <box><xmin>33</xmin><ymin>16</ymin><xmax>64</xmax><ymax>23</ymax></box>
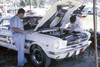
<box><xmin>34</xmin><ymin>0</ymin><xmax>82</xmax><ymax>31</ymax></box>
<box><xmin>26</xmin><ymin>32</ymin><xmax>63</xmax><ymax>44</ymax></box>
<box><xmin>26</xmin><ymin>32</ymin><xmax>67</xmax><ymax>49</ymax></box>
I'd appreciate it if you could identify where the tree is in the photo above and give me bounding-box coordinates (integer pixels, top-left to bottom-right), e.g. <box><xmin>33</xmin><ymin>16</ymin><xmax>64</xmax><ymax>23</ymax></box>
<box><xmin>25</xmin><ymin>0</ymin><xmax>30</xmax><ymax>5</ymax></box>
<box><xmin>33</xmin><ymin>0</ymin><xmax>46</xmax><ymax>7</ymax></box>
<box><xmin>39</xmin><ymin>0</ymin><xmax>46</xmax><ymax>7</ymax></box>
<box><xmin>19</xmin><ymin>0</ymin><xmax>46</xmax><ymax>7</ymax></box>
<box><xmin>20</xmin><ymin>0</ymin><xmax>26</xmax><ymax>6</ymax></box>
<box><xmin>33</xmin><ymin>0</ymin><xmax>39</xmax><ymax>7</ymax></box>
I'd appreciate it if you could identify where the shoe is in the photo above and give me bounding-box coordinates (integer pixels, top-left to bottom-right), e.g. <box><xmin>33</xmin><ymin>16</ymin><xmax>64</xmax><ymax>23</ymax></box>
<box><xmin>24</xmin><ymin>57</ymin><xmax>27</xmax><ymax>64</ymax></box>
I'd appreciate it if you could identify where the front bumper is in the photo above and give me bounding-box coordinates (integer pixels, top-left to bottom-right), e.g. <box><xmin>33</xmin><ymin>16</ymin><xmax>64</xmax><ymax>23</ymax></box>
<box><xmin>47</xmin><ymin>41</ymin><xmax>91</xmax><ymax>59</ymax></box>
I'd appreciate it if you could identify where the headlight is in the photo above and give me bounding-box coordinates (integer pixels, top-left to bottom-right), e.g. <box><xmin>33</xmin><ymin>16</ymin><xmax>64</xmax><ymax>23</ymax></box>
<box><xmin>54</xmin><ymin>41</ymin><xmax>67</xmax><ymax>49</ymax></box>
<box><xmin>54</xmin><ymin>43</ymin><xmax>59</xmax><ymax>49</ymax></box>
<box><xmin>57</xmin><ymin>41</ymin><xmax>67</xmax><ymax>49</ymax></box>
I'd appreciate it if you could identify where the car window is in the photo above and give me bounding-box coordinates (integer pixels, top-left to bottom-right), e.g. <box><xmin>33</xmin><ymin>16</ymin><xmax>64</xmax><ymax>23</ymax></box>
<box><xmin>0</xmin><ymin>19</ymin><xmax>10</xmax><ymax>30</ymax></box>
<box><xmin>83</xmin><ymin>8</ymin><xmax>89</xmax><ymax>12</ymax></box>
<box><xmin>22</xmin><ymin>17</ymin><xmax>42</xmax><ymax>30</ymax></box>
<box><xmin>22</xmin><ymin>17</ymin><xmax>42</xmax><ymax>25</ymax></box>
<box><xmin>0</xmin><ymin>19</ymin><xmax>10</xmax><ymax>25</ymax></box>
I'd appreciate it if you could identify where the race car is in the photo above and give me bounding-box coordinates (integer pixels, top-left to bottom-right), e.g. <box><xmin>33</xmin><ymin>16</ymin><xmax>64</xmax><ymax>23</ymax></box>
<box><xmin>0</xmin><ymin>0</ymin><xmax>91</xmax><ymax>67</ymax></box>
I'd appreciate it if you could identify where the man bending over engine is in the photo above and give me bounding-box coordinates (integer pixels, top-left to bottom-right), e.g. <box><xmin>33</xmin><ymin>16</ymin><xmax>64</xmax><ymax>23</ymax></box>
<box><xmin>61</xmin><ymin>15</ymin><xmax>90</xmax><ymax>40</ymax></box>
<box><xmin>67</xmin><ymin>15</ymin><xmax>83</xmax><ymax>33</ymax></box>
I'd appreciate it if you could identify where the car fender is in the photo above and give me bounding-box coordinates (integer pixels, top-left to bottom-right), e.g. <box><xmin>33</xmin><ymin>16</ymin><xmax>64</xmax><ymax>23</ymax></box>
<box><xmin>29</xmin><ymin>41</ymin><xmax>51</xmax><ymax>58</ymax></box>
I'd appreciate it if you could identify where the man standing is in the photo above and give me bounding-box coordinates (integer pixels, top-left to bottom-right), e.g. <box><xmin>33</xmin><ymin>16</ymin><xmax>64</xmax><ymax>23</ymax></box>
<box><xmin>10</xmin><ymin>8</ymin><xmax>27</xmax><ymax>66</ymax></box>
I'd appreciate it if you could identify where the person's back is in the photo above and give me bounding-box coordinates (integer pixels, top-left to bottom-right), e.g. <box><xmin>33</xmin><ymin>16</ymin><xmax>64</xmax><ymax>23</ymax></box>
<box><xmin>68</xmin><ymin>15</ymin><xmax>83</xmax><ymax>32</ymax></box>
<box><xmin>68</xmin><ymin>15</ymin><xmax>90</xmax><ymax>40</ymax></box>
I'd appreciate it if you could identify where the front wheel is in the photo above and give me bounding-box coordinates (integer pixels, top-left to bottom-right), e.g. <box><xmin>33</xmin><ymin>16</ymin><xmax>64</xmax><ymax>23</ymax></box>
<box><xmin>30</xmin><ymin>45</ymin><xmax>51</xmax><ymax>67</ymax></box>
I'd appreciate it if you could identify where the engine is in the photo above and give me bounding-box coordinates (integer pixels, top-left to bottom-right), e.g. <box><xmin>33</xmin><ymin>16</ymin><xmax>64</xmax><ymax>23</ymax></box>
<box><xmin>39</xmin><ymin>27</ymin><xmax>64</xmax><ymax>37</ymax></box>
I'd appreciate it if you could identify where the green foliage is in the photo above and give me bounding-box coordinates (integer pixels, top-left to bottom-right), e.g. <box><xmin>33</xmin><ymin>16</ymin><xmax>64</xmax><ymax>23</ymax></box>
<box><xmin>19</xmin><ymin>0</ymin><xmax>46</xmax><ymax>7</ymax></box>
<box><xmin>20</xmin><ymin>0</ymin><xmax>26</xmax><ymax>6</ymax></box>
<box><xmin>25</xmin><ymin>0</ymin><xmax>30</xmax><ymax>5</ymax></box>
<box><xmin>33</xmin><ymin>0</ymin><xmax>38</xmax><ymax>7</ymax></box>
<box><xmin>14</xmin><ymin>2</ymin><xmax>20</xmax><ymax>7</ymax></box>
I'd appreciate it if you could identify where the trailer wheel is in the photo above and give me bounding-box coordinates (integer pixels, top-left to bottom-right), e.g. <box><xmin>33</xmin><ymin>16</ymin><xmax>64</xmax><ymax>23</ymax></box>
<box><xmin>30</xmin><ymin>45</ymin><xmax>51</xmax><ymax>67</ymax></box>
<box><xmin>88</xmin><ymin>11</ymin><xmax>92</xmax><ymax>15</ymax></box>
<box><xmin>97</xmin><ymin>38</ymin><xmax>100</xmax><ymax>49</ymax></box>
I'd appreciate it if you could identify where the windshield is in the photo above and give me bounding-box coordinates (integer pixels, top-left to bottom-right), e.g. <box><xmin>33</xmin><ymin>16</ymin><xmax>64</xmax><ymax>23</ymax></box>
<box><xmin>22</xmin><ymin>17</ymin><xmax>42</xmax><ymax>30</ymax></box>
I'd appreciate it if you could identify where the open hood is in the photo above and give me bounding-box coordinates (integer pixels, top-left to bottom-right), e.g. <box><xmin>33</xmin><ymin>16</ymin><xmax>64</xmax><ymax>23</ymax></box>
<box><xmin>34</xmin><ymin>0</ymin><xmax>82</xmax><ymax>31</ymax></box>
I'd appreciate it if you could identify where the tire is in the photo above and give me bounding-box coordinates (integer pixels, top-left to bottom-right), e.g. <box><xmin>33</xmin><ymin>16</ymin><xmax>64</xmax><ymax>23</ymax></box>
<box><xmin>30</xmin><ymin>45</ymin><xmax>51</xmax><ymax>67</ymax></box>
<box><xmin>88</xmin><ymin>11</ymin><xmax>92</xmax><ymax>15</ymax></box>
<box><xmin>97</xmin><ymin>38</ymin><xmax>100</xmax><ymax>49</ymax></box>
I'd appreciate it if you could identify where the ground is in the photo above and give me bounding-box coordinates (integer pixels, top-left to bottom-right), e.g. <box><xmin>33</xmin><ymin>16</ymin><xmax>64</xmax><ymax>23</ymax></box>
<box><xmin>0</xmin><ymin>15</ymin><xmax>100</xmax><ymax>67</ymax></box>
<box><xmin>0</xmin><ymin>46</ymin><xmax>100</xmax><ymax>67</ymax></box>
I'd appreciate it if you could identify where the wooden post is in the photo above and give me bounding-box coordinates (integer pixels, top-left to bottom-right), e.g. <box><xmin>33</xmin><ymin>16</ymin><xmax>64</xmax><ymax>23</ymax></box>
<box><xmin>29</xmin><ymin>0</ymin><xmax>31</xmax><ymax>11</ymax></box>
<box><xmin>93</xmin><ymin>0</ymin><xmax>98</xmax><ymax>67</ymax></box>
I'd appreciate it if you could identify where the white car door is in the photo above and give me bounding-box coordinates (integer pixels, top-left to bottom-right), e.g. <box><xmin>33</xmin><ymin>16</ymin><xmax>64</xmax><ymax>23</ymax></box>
<box><xmin>0</xmin><ymin>19</ymin><xmax>16</xmax><ymax>50</ymax></box>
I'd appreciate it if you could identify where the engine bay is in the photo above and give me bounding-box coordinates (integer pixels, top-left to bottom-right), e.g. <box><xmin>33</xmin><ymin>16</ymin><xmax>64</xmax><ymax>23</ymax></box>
<box><xmin>38</xmin><ymin>27</ymin><xmax>88</xmax><ymax>46</ymax></box>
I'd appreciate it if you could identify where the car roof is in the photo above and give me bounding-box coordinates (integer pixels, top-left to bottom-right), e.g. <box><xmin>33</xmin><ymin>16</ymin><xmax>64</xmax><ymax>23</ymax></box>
<box><xmin>0</xmin><ymin>16</ymin><xmax>11</xmax><ymax>22</ymax></box>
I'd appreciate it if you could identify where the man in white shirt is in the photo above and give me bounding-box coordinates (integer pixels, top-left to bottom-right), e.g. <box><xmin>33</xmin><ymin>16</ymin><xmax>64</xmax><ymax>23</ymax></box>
<box><xmin>60</xmin><ymin>15</ymin><xmax>83</xmax><ymax>33</ymax></box>
<box><xmin>61</xmin><ymin>15</ymin><xmax>90</xmax><ymax>40</ymax></box>
<box><xmin>68</xmin><ymin>15</ymin><xmax>83</xmax><ymax>33</ymax></box>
